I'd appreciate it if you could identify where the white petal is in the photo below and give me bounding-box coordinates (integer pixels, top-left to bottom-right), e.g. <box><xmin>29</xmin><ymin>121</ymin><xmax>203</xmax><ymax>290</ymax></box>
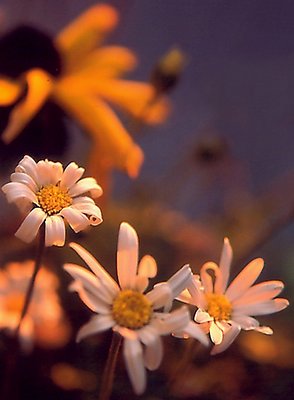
<box><xmin>233</xmin><ymin>298</ymin><xmax>289</xmax><ymax>316</ymax></box>
<box><xmin>117</xmin><ymin>222</ymin><xmax>138</xmax><ymax>290</ymax></box>
<box><xmin>60</xmin><ymin>207</ymin><xmax>90</xmax><ymax>232</ymax></box>
<box><xmin>225</xmin><ymin>258</ymin><xmax>264</xmax><ymax>302</ymax></box>
<box><xmin>200</xmin><ymin>262</ymin><xmax>219</xmax><ymax>294</ymax></box>
<box><xmin>10</xmin><ymin>172</ymin><xmax>38</xmax><ymax>192</ymax></box>
<box><xmin>195</xmin><ymin>309</ymin><xmax>213</xmax><ymax>323</ymax></box>
<box><xmin>69</xmin><ymin>281</ymin><xmax>110</xmax><ymax>314</ymax></box>
<box><xmin>139</xmin><ymin>326</ymin><xmax>163</xmax><ymax>370</ymax></box>
<box><xmin>77</xmin><ymin>315</ymin><xmax>115</xmax><ymax>342</ymax></box>
<box><xmin>69</xmin><ymin>242</ymin><xmax>119</xmax><ymax>296</ymax></box>
<box><xmin>215</xmin><ymin>237</ymin><xmax>233</xmax><ymax>293</ymax></box>
<box><xmin>123</xmin><ymin>337</ymin><xmax>146</xmax><ymax>395</ymax></box>
<box><xmin>153</xmin><ymin>306</ymin><xmax>190</xmax><ymax>335</ymax></box>
<box><xmin>45</xmin><ymin>215</ymin><xmax>65</xmax><ymax>246</ymax></box>
<box><xmin>210</xmin><ymin>321</ymin><xmax>223</xmax><ymax>345</ymax></box>
<box><xmin>180</xmin><ymin>320</ymin><xmax>210</xmax><ymax>346</ymax></box>
<box><xmin>254</xmin><ymin>326</ymin><xmax>273</xmax><ymax>335</ymax></box>
<box><xmin>15</xmin><ymin>208</ymin><xmax>46</xmax><ymax>243</ymax></box>
<box><xmin>15</xmin><ymin>155</ymin><xmax>39</xmax><ymax>183</ymax></box>
<box><xmin>138</xmin><ymin>255</ymin><xmax>157</xmax><ymax>278</ymax></box>
<box><xmin>231</xmin><ymin>314</ymin><xmax>260</xmax><ymax>330</ymax></box>
<box><xmin>2</xmin><ymin>182</ymin><xmax>37</xmax><ymax>204</ymax></box>
<box><xmin>146</xmin><ymin>283</ymin><xmax>173</xmax><ymax>311</ymax></box>
<box><xmin>166</xmin><ymin>264</ymin><xmax>193</xmax><ymax>297</ymax></box>
<box><xmin>68</xmin><ymin>177</ymin><xmax>103</xmax><ymax>198</ymax></box>
<box><xmin>37</xmin><ymin>159</ymin><xmax>63</xmax><ymax>186</ymax></box>
<box><xmin>232</xmin><ymin>280</ymin><xmax>285</xmax><ymax>307</ymax></box>
<box><xmin>70</xmin><ymin>200</ymin><xmax>103</xmax><ymax>226</ymax></box>
<box><xmin>60</xmin><ymin>162</ymin><xmax>85</xmax><ymax>189</ymax></box>
<box><xmin>210</xmin><ymin>321</ymin><xmax>241</xmax><ymax>355</ymax></box>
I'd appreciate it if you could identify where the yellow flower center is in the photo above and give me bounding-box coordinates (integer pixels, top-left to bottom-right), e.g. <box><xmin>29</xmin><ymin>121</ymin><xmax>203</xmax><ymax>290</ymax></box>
<box><xmin>36</xmin><ymin>184</ymin><xmax>72</xmax><ymax>215</ymax></box>
<box><xmin>205</xmin><ymin>293</ymin><xmax>232</xmax><ymax>321</ymax></box>
<box><xmin>112</xmin><ymin>290</ymin><xmax>152</xmax><ymax>329</ymax></box>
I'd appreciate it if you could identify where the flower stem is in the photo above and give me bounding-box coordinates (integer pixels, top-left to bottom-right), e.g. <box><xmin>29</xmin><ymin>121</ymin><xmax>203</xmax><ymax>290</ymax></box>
<box><xmin>15</xmin><ymin>223</ymin><xmax>46</xmax><ymax>337</ymax></box>
<box><xmin>98</xmin><ymin>332</ymin><xmax>122</xmax><ymax>400</ymax></box>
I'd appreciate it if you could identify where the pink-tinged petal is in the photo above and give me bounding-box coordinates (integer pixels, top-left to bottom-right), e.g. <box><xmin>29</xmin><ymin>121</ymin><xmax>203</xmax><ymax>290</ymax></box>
<box><xmin>209</xmin><ymin>321</ymin><xmax>223</xmax><ymax>345</ymax></box>
<box><xmin>215</xmin><ymin>237</ymin><xmax>233</xmax><ymax>294</ymax></box>
<box><xmin>68</xmin><ymin>177</ymin><xmax>103</xmax><ymax>199</ymax></box>
<box><xmin>69</xmin><ymin>242</ymin><xmax>119</xmax><ymax>296</ymax></box>
<box><xmin>15</xmin><ymin>155</ymin><xmax>39</xmax><ymax>183</ymax></box>
<box><xmin>60</xmin><ymin>207</ymin><xmax>90</xmax><ymax>233</ymax></box>
<box><xmin>138</xmin><ymin>255</ymin><xmax>157</xmax><ymax>279</ymax></box>
<box><xmin>210</xmin><ymin>322</ymin><xmax>241</xmax><ymax>355</ymax></box>
<box><xmin>231</xmin><ymin>314</ymin><xmax>260</xmax><ymax>330</ymax></box>
<box><xmin>69</xmin><ymin>280</ymin><xmax>110</xmax><ymax>314</ymax></box>
<box><xmin>154</xmin><ymin>306</ymin><xmax>190</xmax><ymax>335</ymax></box>
<box><xmin>37</xmin><ymin>160</ymin><xmax>63</xmax><ymax>186</ymax></box>
<box><xmin>60</xmin><ymin>162</ymin><xmax>85</xmax><ymax>189</ymax></box>
<box><xmin>195</xmin><ymin>309</ymin><xmax>213</xmax><ymax>323</ymax></box>
<box><xmin>70</xmin><ymin>200</ymin><xmax>102</xmax><ymax>227</ymax></box>
<box><xmin>146</xmin><ymin>283</ymin><xmax>173</xmax><ymax>311</ymax></box>
<box><xmin>15</xmin><ymin>208</ymin><xmax>46</xmax><ymax>243</ymax></box>
<box><xmin>139</xmin><ymin>326</ymin><xmax>163</xmax><ymax>371</ymax></box>
<box><xmin>45</xmin><ymin>215</ymin><xmax>65</xmax><ymax>247</ymax></box>
<box><xmin>123</xmin><ymin>337</ymin><xmax>146</xmax><ymax>395</ymax></box>
<box><xmin>117</xmin><ymin>222</ymin><xmax>139</xmax><ymax>290</ymax></box>
<box><xmin>233</xmin><ymin>298</ymin><xmax>289</xmax><ymax>316</ymax></box>
<box><xmin>254</xmin><ymin>326</ymin><xmax>273</xmax><ymax>335</ymax></box>
<box><xmin>187</xmin><ymin>274</ymin><xmax>207</xmax><ymax>309</ymax></box>
<box><xmin>64</xmin><ymin>263</ymin><xmax>114</xmax><ymax>305</ymax></box>
<box><xmin>166</xmin><ymin>265</ymin><xmax>193</xmax><ymax>298</ymax></box>
<box><xmin>180</xmin><ymin>320</ymin><xmax>210</xmax><ymax>346</ymax></box>
<box><xmin>176</xmin><ymin>289</ymin><xmax>193</xmax><ymax>304</ymax></box>
<box><xmin>77</xmin><ymin>314</ymin><xmax>115</xmax><ymax>342</ymax></box>
<box><xmin>200</xmin><ymin>262</ymin><xmax>219</xmax><ymax>294</ymax></box>
<box><xmin>232</xmin><ymin>281</ymin><xmax>285</xmax><ymax>307</ymax></box>
<box><xmin>2</xmin><ymin>182</ymin><xmax>37</xmax><ymax>204</ymax></box>
<box><xmin>10</xmin><ymin>172</ymin><xmax>38</xmax><ymax>192</ymax></box>
<box><xmin>225</xmin><ymin>258</ymin><xmax>264</xmax><ymax>302</ymax></box>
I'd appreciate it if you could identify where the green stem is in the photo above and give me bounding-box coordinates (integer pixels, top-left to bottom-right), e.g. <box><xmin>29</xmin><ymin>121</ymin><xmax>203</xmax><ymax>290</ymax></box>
<box><xmin>98</xmin><ymin>333</ymin><xmax>122</xmax><ymax>400</ymax></box>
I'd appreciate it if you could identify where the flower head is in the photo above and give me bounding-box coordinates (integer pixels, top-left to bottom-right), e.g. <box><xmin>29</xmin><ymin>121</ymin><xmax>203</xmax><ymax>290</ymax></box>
<box><xmin>0</xmin><ymin>260</ymin><xmax>70</xmax><ymax>351</ymax></box>
<box><xmin>178</xmin><ymin>238</ymin><xmax>289</xmax><ymax>355</ymax></box>
<box><xmin>2</xmin><ymin>155</ymin><xmax>103</xmax><ymax>246</ymax></box>
<box><xmin>64</xmin><ymin>222</ymin><xmax>208</xmax><ymax>394</ymax></box>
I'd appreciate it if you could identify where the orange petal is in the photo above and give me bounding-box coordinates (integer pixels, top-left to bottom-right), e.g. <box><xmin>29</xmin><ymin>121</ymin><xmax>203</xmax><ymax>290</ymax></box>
<box><xmin>56</xmin><ymin>4</ymin><xmax>118</xmax><ymax>70</ymax></box>
<box><xmin>0</xmin><ymin>76</ymin><xmax>23</xmax><ymax>106</ymax></box>
<box><xmin>85</xmin><ymin>79</ymin><xmax>170</xmax><ymax>125</ymax></box>
<box><xmin>53</xmin><ymin>78</ymin><xmax>144</xmax><ymax>178</ymax></box>
<box><xmin>2</xmin><ymin>69</ymin><xmax>53</xmax><ymax>143</ymax></box>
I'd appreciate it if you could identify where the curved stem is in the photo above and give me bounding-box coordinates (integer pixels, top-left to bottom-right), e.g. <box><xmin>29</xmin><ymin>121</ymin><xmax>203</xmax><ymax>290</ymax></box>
<box><xmin>98</xmin><ymin>332</ymin><xmax>122</xmax><ymax>400</ymax></box>
<box><xmin>15</xmin><ymin>223</ymin><xmax>46</xmax><ymax>337</ymax></box>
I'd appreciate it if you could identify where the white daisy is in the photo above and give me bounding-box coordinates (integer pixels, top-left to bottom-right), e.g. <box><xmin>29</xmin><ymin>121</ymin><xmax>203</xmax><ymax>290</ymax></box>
<box><xmin>177</xmin><ymin>238</ymin><xmax>289</xmax><ymax>355</ymax></box>
<box><xmin>64</xmin><ymin>222</ymin><xmax>208</xmax><ymax>395</ymax></box>
<box><xmin>2</xmin><ymin>155</ymin><xmax>103</xmax><ymax>246</ymax></box>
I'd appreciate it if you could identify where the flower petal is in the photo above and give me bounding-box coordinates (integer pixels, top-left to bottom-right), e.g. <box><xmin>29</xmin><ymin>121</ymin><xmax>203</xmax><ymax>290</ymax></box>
<box><xmin>2</xmin><ymin>181</ymin><xmax>37</xmax><ymax>204</ymax></box>
<box><xmin>215</xmin><ymin>237</ymin><xmax>233</xmax><ymax>294</ymax></box>
<box><xmin>15</xmin><ymin>155</ymin><xmax>39</xmax><ymax>183</ymax></box>
<box><xmin>233</xmin><ymin>298</ymin><xmax>289</xmax><ymax>316</ymax></box>
<box><xmin>15</xmin><ymin>208</ymin><xmax>46</xmax><ymax>243</ymax></box>
<box><xmin>117</xmin><ymin>222</ymin><xmax>139</xmax><ymax>290</ymax></box>
<box><xmin>154</xmin><ymin>306</ymin><xmax>190</xmax><ymax>335</ymax></box>
<box><xmin>209</xmin><ymin>321</ymin><xmax>223</xmax><ymax>345</ymax></box>
<box><xmin>166</xmin><ymin>264</ymin><xmax>193</xmax><ymax>297</ymax></box>
<box><xmin>10</xmin><ymin>172</ymin><xmax>38</xmax><ymax>192</ymax></box>
<box><xmin>60</xmin><ymin>207</ymin><xmax>91</xmax><ymax>233</ymax></box>
<box><xmin>180</xmin><ymin>320</ymin><xmax>210</xmax><ymax>346</ymax></box>
<box><xmin>45</xmin><ymin>215</ymin><xmax>65</xmax><ymax>247</ymax></box>
<box><xmin>210</xmin><ymin>321</ymin><xmax>241</xmax><ymax>355</ymax></box>
<box><xmin>231</xmin><ymin>314</ymin><xmax>260</xmax><ymax>330</ymax></box>
<box><xmin>60</xmin><ymin>162</ymin><xmax>85</xmax><ymax>189</ymax></box>
<box><xmin>69</xmin><ymin>280</ymin><xmax>110</xmax><ymax>314</ymax></box>
<box><xmin>225</xmin><ymin>258</ymin><xmax>264</xmax><ymax>302</ymax></box>
<box><xmin>123</xmin><ymin>337</ymin><xmax>146</xmax><ymax>395</ymax></box>
<box><xmin>232</xmin><ymin>280</ymin><xmax>285</xmax><ymax>307</ymax></box>
<box><xmin>194</xmin><ymin>309</ymin><xmax>213</xmax><ymax>323</ymax></box>
<box><xmin>68</xmin><ymin>177</ymin><xmax>103</xmax><ymax>199</ymax></box>
<box><xmin>2</xmin><ymin>69</ymin><xmax>53</xmax><ymax>144</ymax></box>
<box><xmin>36</xmin><ymin>159</ymin><xmax>63</xmax><ymax>186</ymax></box>
<box><xmin>139</xmin><ymin>327</ymin><xmax>163</xmax><ymax>371</ymax></box>
<box><xmin>200</xmin><ymin>262</ymin><xmax>220</xmax><ymax>294</ymax></box>
<box><xmin>0</xmin><ymin>76</ymin><xmax>23</xmax><ymax>105</ymax></box>
<box><xmin>70</xmin><ymin>200</ymin><xmax>103</xmax><ymax>227</ymax></box>
<box><xmin>146</xmin><ymin>283</ymin><xmax>173</xmax><ymax>311</ymax></box>
<box><xmin>138</xmin><ymin>255</ymin><xmax>157</xmax><ymax>279</ymax></box>
<box><xmin>77</xmin><ymin>314</ymin><xmax>115</xmax><ymax>342</ymax></box>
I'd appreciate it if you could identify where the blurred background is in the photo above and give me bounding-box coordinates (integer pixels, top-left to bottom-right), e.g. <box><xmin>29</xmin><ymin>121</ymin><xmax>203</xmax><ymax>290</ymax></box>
<box><xmin>0</xmin><ymin>1</ymin><xmax>293</xmax><ymax>399</ymax></box>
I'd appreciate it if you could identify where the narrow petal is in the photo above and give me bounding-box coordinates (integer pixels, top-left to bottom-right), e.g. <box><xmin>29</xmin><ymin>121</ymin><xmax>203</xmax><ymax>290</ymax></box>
<box><xmin>70</xmin><ymin>200</ymin><xmax>103</xmax><ymax>226</ymax></box>
<box><xmin>200</xmin><ymin>262</ymin><xmax>220</xmax><ymax>294</ymax></box>
<box><xmin>181</xmin><ymin>320</ymin><xmax>210</xmax><ymax>346</ymax></box>
<box><xmin>215</xmin><ymin>238</ymin><xmax>233</xmax><ymax>294</ymax></box>
<box><xmin>233</xmin><ymin>298</ymin><xmax>289</xmax><ymax>316</ymax></box>
<box><xmin>45</xmin><ymin>215</ymin><xmax>65</xmax><ymax>247</ymax></box>
<box><xmin>139</xmin><ymin>326</ymin><xmax>163</xmax><ymax>371</ymax></box>
<box><xmin>0</xmin><ymin>76</ymin><xmax>23</xmax><ymax>105</ymax></box>
<box><xmin>69</xmin><ymin>280</ymin><xmax>110</xmax><ymax>314</ymax></box>
<box><xmin>15</xmin><ymin>155</ymin><xmax>39</xmax><ymax>183</ymax></box>
<box><xmin>225</xmin><ymin>258</ymin><xmax>264</xmax><ymax>302</ymax></box>
<box><xmin>123</xmin><ymin>337</ymin><xmax>146</xmax><ymax>395</ymax></box>
<box><xmin>166</xmin><ymin>265</ymin><xmax>193</xmax><ymax>297</ymax></box>
<box><xmin>232</xmin><ymin>281</ymin><xmax>285</xmax><ymax>307</ymax></box>
<box><xmin>15</xmin><ymin>208</ymin><xmax>46</xmax><ymax>243</ymax></box>
<box><xmin>254</xmin><ymin>326</ymin><xmax>273</xmax><ymax>335</ymax></box>
<box><xmin>69</xmin><ymin>242</ymin><xmax>119</xmax><ymax>296</ymax></box>
<box><xmin>60</xmin><ymin>162</ymin><xmax>85</xmax><ymax>189</ymax></box>
<box><xmin>182</xmin><ymin>274</ymin><xmax>206</xmax><ymax>309</ymax></box>
<box><xmin>146</xmin><ymin>283</ymin><xmax>173</xmax><ymax>311</ymax></box>
<box><xmin>68</xmin><ymin>177</ymin><xmax>103</xmax><ymax>199</ymax></box>
<box><xmin>117</xmin><ymin>222</ymin><xmax>139</xmax><ymax>290</ymax></box>
<box><xmin>231</xmin><ymin>314</ymin><xmax>260</xmax><ymax>330</ymax></box>
<box><xmin>138</xmin><ymin>255</ymin><xmax>157</xmax><ymax>279</ymax></box>
<box><xmin>77</xmin><ymin>314</ymin><xmax>115</xmax><ymax>342</ymax></box>
<box><xmin>210</xmin><ymin>322</ymin><xmax>241</xmax><ymax>355</ymax></box>
<box><xmin>10</xmin><ymin>172</ymin><xmax>38</xmax><ymax>192</ymax></box>
<box><xmin>2</xmin><ymin>182</ymin><xmax>37</xmax><ymax>204</ymax></box>
<box><xmin>2</xmin><ymin>69</ymin><xmax>53</xmax><ymax>143</ymax></box>
<box><xmin>60</xmin><ymin>207</ymin><xmax>90</xmax><ymax>233</ymax></box>
<box><xmin>154</xmin><ymin>306</ymin><xmax>190</xmax><ymax>335</ymax></box>
<box><xmin>209</xmin><ymin>321</ymin><xmax>223</xmax><ymax>345</ymax></box>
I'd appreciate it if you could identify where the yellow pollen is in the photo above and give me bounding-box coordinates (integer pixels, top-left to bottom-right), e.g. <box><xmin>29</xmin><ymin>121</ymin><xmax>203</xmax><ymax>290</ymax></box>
<box><xmin>205</xmin><ymin>293</ymin><xmax>232</xmax><ymax>321</ymax></box>
<box><xmin>112</xmin><ymin>290</ymin><xmax>152</xmax><ymax>330</ymax></box>
<box><xmin>36</xmin><ymin>184</ymin><xmax>72</xmax><ymax>215</ymax></box>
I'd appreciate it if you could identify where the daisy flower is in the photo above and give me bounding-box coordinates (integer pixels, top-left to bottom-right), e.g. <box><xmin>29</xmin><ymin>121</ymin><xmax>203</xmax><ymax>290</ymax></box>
<box><xmin>2</xmin><ymin>155</ymin><xmax>103</xmax><ymax>246</ymax></box>
<box><xmin>64</xmin><ymin>222</ymin><xmax>208</xmax><ymax>395</ymax></box>
<box><xmin>0</xmin><ymin>3</ymin><xmax>169</xmax><ymax>182</ymax></box>
<box><xmin>177</xmin><ymin>238</ymin><xmax>289</xmax><ymax>355</ymax></box>
<box><xmin>0</xmin><ymin>260</ymin><xmax>70</xmax><ymax>351</ymax></box>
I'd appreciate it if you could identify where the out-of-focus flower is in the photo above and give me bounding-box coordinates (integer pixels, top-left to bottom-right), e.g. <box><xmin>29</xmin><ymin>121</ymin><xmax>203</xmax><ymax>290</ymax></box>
<box><xmin>0</xmin><ymin>260</ymin><xmax>70</xmax><ymax>351</ymax></box>
<box><xmin>177</xmin><ymin>238</ymin><xmax>289</xmax><ymax>354</ymax></box>
<box><xmin>2</xmin><ymin>155</ymin><xmax>103</xmax><ymax>246</ymax></box>
<box><xmin>64</xmin><ymin>222</ymin><xmax>208</xmax><ymax>395</ymax></box>
<box><xmin>0</xmin><ymin>3</ymin><xmax>169</xmax><ymax>182</ymax></box>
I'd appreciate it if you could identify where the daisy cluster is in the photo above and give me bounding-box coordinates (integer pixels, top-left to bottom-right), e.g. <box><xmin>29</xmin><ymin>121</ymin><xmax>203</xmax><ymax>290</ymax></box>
<box><xmin>1</xmin><ymin>155</ymin><xmax>289</xmax><ymax>395</ymax></box>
